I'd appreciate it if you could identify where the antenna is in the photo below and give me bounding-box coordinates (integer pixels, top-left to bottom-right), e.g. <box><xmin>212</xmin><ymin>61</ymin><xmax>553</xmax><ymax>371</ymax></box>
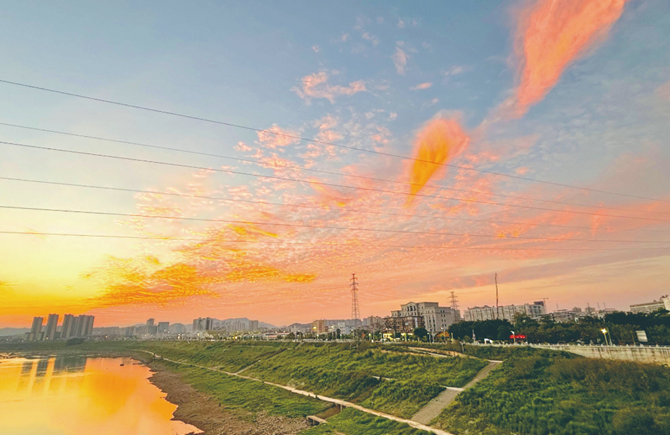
<box><xmin>351</xmin><ymin>273</ymin><xmax>360</xmax><ymax>324</ymax></box>
<box><xmin>495</xmin><ymin>273</ymin><xmax>499</xmax><ymax>320</ymax></box>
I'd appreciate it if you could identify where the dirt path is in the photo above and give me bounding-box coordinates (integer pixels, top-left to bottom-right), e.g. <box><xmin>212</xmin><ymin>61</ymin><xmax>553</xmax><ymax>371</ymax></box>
<box><xmin>143</xmin><ymin>351</ymin><xmax>455</xmax><ymax>435</ymax></box>
<box><xmin>411</xmin><ymin>361</ymin><xmax>501</xmax><ymax>425</ymax></box>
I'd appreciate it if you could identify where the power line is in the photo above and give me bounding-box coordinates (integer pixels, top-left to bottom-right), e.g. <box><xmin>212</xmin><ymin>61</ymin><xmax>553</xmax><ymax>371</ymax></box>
<box><xmin>2</xmin><ymin>176</ymin><xmax>665</xmax><ymax>234</ymax></box>
<box><xmin>3</xmin><ymin>139</ymin><xmax>668</xmax><ymax>223</ymax></box>
<box><xmin>2</xmin><ymin>205</ymin><xmax>667</xmax><ymax>243</ymax></box>
<box><xmin>0</xmin><ymin>230</ymin><xmax>667</xmax><ymax>251</ymax></box>
<box><xmin>0</xmin><ymin>121</ymin><xmax>665</xmax><ymax>217</ymax></box>
<box><xmin>0</xmin><ymin>78</ymin><xmax>667</xmax><ymax>204</ymax></box>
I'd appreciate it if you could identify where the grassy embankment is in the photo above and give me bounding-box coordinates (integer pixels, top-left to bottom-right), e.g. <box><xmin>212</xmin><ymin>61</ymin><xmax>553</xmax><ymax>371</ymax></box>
<box><xmin>242</xmin><ymin>342</ymin><xmax>487</xmax><ymax>418</ymax></box>
<box><xmin>429</xmin><ymin>347</ymin><xmax>670</xmax><ymax>435</ymax></box>
<box><xmin>300</xmin><ymin>408</ymin><xmax>432</xmax><ymax>435</ymax></box>
<box><xmin>140</xmin><ymin>341</ymin><xmax>488</xmax><ymax>419</ymax></box>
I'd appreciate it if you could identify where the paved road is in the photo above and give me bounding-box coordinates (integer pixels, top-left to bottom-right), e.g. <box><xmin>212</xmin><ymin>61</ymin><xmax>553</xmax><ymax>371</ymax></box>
<box><xmin>141</xmin><ymin>350</ymin><xmax>455</xmax><ymax>435</ymax></box>
<box><xmin>411</xmin><ymin>360</ymin><xmax>501</xmax><ymax>425</ymax></box>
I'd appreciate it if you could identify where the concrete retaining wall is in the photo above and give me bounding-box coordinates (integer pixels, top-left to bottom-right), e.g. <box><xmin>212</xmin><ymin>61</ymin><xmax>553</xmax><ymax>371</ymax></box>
<box><xmin>530</xmin><ymin>344</ymin><xmax>670</xmax><ymax>365</ymax></box>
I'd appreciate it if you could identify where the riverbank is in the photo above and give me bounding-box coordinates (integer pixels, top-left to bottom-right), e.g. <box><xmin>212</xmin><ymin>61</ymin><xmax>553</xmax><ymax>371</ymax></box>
<box><xmin>148</xmin><ymin>360</ymin><xmax>311</xmax><ymax>435</ymax></box>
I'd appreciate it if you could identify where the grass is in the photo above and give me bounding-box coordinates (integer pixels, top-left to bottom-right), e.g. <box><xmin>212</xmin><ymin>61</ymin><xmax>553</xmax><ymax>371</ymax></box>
<box><xmin>300</xmin><ymin>408</ymin><xmax>432</xmax><ymax>435</ymax></box>
<box><xmin>431</xmin><ymin>353</ymin><xmax>670</xmax><ymax>435</ymax></box>
<box><xmin>159</xmin><ymin>359</ymin><xmax>329</xmax><ymax>418</ymax></box>
<box><xmin>139</xmin><ymin>341</ymin><xmax>290</xmax><ymax>372</ymax></box>
<box><xmin>244</xmin><ymin>343</ymin><xmax>487</xmax><ymax>418</ymax></box>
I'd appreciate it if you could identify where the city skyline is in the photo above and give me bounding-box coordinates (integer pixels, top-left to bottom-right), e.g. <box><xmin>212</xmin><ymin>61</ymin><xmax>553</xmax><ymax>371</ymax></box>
<box><xmin>2</xmin><ymin>1</ymin><xmax>670</xmax><ymax>328</ymax></box>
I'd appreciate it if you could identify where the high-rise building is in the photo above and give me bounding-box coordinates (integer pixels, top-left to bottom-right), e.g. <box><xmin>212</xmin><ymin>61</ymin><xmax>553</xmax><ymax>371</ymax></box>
<box><xmin>44</xmin><ymin>314</ymin><xmax>59</xmax><ymax>341</ymax></box>
<box><xmin>192</xmin><ymin>317</ymin><xmax>213</xmax><ymax>331</ymax></box>
<box><xmin>391</xmin><ymin>302</ymin><xmax>460</xmax><ymax>334</ymax></box>
<box><xmin>146</xmin><ymin>318</ymin><xmax>155</xmax><ymax>327</ymax></box>
<box><xmin>61</xmin><ymin>314</ymin><xmax>75</xmax><ymax>339</ymax></box>
<box><xmin>157</xmin><ymin>322</ymin><xmax>170</xmax><ymax>334</ymax></box>
<box><xmin>30</xmin><ymin>317</ymin><xmax>44</xmax><ymax>341</ymax></box>
<box><xmin>249</xmin><ymin>320</ymin><xmax>259</xmax><ymax>331</ymax></box>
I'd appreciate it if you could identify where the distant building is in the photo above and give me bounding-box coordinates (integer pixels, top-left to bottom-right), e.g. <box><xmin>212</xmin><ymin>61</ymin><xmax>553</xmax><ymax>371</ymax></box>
<box><xmin>311</xmin><ymin>319</ymin><xmax>327</xmax><ymax>334</ymax></box>
<box><xmin>169</xmin><ymin>323</ymin><xmax>185</xmax><ymax>334</ymax></box>
<box><xmin>157</xmin><ymin>322</ymin><xmax>170</xmax><ymax>334</ymax></box>
<box><xmin>29</xmin><ymin>316</ymin><xmax>43</xmax><ymax>341</ymax></box>
<box><xmin>463</xmin><ymin>301</ymin><xmax>546</xmax><ymax>322</ymax></box>
<box><xmin>44</xmin><ymin>314</ymin><xmax>59</xmax><ymax>341</ymax></box>
<box><xmin>249</xmin><ymin>320</ymin><xmax>259</xmax><ymax>331</ymax></box>
<box><xmin>61</xmin><ymin>314</ymin><xmax>75</xmax><ymax>339</ymax></box>
<box><xmin>146</xmin><ymin>318</ymin><xmax>155</xmax><ymax>327</ymax></box>
<box><xmin>362</xmin><ymin>316</ymin><xmax>384</xmax><ymax>330</ymax></box>
<box><xmin>383</xmin><ymin>315</ymin><xmax>425</xmax><ymax>335</ymax></box>
<box><xmin>630</xmin><ymin>296</ymin><xmax>670</xmax><ymax>314</ymax></box>
<box><xmin>390</xmin><ymin>302</ymin><xmax>460</xmax><ymax>334</ymax></box>
<box><xmin>193</xmin><ymin>317</ymin><xmax>213</xmax><ymax>331</ymax></box>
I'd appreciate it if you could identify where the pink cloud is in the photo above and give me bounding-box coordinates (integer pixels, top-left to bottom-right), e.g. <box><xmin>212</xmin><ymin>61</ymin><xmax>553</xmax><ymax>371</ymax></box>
<box><xmin>392</xmin><ymin>46</ymin><xmax>408</xmax><ymax>75</ymax></box>
<box><xmin>292</xmin><ymin>71</ymin><xmax>366</xmax><ymax>104</ymax></box>
<box><xmin>410</xmin><ymin>82</ymin><xmax>433</xmax><ymax>91</ymax></box>
<box><xmin>257</xmin><ymin>125</ymin><xmax>301</xmax><ymax>149</ymax></box>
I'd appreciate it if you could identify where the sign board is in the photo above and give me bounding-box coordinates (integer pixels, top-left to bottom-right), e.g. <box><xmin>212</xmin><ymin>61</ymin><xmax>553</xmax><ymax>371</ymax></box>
<box><xmin>509</xmin><ymin>334</ymin><xmax>526</xmax><ymax>340</ymax></box>
<box><xmin>636</xmin><ymin>330</ymin><xmax>648</xmax><ymax>343</ymax></box>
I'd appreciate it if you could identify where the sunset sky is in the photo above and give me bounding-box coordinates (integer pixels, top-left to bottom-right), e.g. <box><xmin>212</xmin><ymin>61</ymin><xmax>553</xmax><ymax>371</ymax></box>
<box><xmin>1</xmin><ymin>0</ymin><xmax>670</xmax><ymax>327</ymax></box>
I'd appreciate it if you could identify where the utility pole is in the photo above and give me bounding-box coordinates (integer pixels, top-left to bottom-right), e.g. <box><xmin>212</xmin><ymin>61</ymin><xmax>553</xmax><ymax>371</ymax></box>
<box><xmin>495</xmin><ymin>273</ymin><xmax>499</xmax><ymax>320</ymax></box>
<box><xmin>351</xmin><ymin>273</ymin><xmax>360</xmax><ymax>324</ymax></box>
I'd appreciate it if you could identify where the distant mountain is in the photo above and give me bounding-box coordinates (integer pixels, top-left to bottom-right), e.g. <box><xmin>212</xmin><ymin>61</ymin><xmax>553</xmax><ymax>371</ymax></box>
<box><xmin>0</xmin><ymin>327</ymin><xmax>29</xmax><ymax>337</ymax></box>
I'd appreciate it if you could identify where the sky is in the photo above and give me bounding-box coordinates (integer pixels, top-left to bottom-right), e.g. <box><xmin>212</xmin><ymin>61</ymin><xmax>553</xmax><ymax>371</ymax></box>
<box><xmin>1</xmin><ymin>0</ymin><xmax>670</xmax><ymax>327</ymax></box>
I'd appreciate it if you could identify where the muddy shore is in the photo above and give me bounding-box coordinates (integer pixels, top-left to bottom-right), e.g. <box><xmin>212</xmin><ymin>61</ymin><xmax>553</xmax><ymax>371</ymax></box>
<box><xmin>148</xmin><ymin>360</ymin><xmax>311</xmax><ymax>435</ymax></box>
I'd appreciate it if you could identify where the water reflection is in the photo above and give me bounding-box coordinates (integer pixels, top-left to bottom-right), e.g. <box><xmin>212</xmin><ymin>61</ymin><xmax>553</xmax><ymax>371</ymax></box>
<box><xmin>0</xmin><ymin>356</ymin><xmax>201</xmax><ymax>435</ymax></box>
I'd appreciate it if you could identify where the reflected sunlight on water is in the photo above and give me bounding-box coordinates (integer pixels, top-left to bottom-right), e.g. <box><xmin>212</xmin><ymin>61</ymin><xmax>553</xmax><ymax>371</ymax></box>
<box><xmin>0</xmin><ymin>356</ymin><xmax>201</xmax><ymax>435</ymax></box>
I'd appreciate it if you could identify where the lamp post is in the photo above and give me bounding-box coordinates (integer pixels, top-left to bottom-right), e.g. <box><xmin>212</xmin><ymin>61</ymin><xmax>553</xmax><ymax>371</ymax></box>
<box><xmin>511</xmin><ymin>330</ymin><xmax>516</xmax><ymax>344</ymax></box>
<box><xmin>601</xmin><ymin>328</ymin><xmax>612</xmax><ymax>346</ymax></box>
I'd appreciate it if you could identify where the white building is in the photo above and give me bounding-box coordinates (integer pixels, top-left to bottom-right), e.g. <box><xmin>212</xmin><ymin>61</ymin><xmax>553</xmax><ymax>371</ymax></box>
<box><xmin>391</xmin><ymin>302</ymin><xmax>460</xmax><ymax>335</ymax></box>
<box><xmin>463</xmin><ymin>301</ymin><xmax>546</xmax><ymax>322</ymax></box>
<box><xmin>630</xmin><ymin>296</ymin><xmax>670</xmax><ymax>314</ymax></box>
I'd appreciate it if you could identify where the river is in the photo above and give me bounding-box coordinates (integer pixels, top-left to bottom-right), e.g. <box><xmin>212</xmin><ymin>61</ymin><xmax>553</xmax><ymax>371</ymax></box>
<box><xmin>0</xmin><ymin>355</ymin><xmax>201</xmax><ymax>435</ymax></box>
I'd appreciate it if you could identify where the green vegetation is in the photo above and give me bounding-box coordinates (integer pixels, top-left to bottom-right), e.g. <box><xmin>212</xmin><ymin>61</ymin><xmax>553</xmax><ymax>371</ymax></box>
<box><xmin>300</xmin><ymin>408</ymin><xmax>432</xmax><ymax>435</ymax></box>
<box><xmin>431</xmin><ymin>352</ymin><xmax>670</xmax><ymax>435</ymax></box>
<box><xmin>158</xmin><ymin>360</ymin><xmax>328</xmax><ymax>418</ymax></box>
<box><xmin>448</xmin><ymin>310</ymin><xmax>670</xmax><ymax>345</ymax></box>
<box><xmin>139</xmin><ymin>341</ymin><xmax>290</xmax><ymax>372</ymax></box>
<box><xmin>245</xmin><ymin>343</ymin><xmax>487</xmax><ymax>418</ymax></box>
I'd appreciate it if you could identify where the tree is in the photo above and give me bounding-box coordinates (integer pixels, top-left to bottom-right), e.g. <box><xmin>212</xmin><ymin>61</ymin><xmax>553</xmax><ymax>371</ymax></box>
<box><xmin>413</xmin><ymin>327</ymin><xmax>429</xmax><ymax>342</ymax></box>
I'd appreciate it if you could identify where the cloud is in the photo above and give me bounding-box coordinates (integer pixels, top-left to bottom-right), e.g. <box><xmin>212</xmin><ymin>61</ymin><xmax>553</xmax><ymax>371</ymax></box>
<box><xmin>406</xmin><ymin>116</ymin><xmax>470</xmax><ymax>205</ymax></box>
<box><xmin>657</xmin><ymin>80</ymin><xmax>670</xmax><ymax>101</ymax></box>
<box><xmin>392</xmin><ymin>46</ymin><xmax>408</xmax><ymax>75</ymax></box>
<box><xmin>444</xmin><ymin>65</ymin><xmax>469</xmax><ymax>76</ymax></box>
<box><xmin>410</xmin><ymin>82</ymin><xmax>433</xmax><ymax>91</ymax></box>
<box><xmin>508</xmin><ymin>0</ymin><xmax>629</xmax><ymax>117</ymax></box>
<box><xmin>397</xmin><ymin>19</ymin><xmax>406</xmax><ymax>29</ymax></box>
<box><xmin>257</xmin><ymin>125</ymin><xmax>301</xmax><ymax>149</ymax></box>
<box><xmin>292</xmin><ymin>71</ymin><xmax>366</xmax><ymax>104</ymax></box>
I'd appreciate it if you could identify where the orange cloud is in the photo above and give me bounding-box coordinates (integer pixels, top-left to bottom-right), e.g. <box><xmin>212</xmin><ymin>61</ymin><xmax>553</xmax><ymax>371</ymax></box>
<box><xmin>657</xmin><ymin>80</ymin><xmax>670</xmax><ymax>101</ymax></box>
<box><xmin>257</xmin><ymin>125</ymin><xmax>301</xmax><ymax>149</ymax></box>
<box><xmin>511</xmin><ymin>0</ymin><xmax>628</xmax><ymax>116</ymax></box>
<box><xmin>406</xmin><ymin>117</ymin><xmax>470</xmax><ymax>205</ymax></box>
<box><xmin>292</xmin><ymin>71</ymin><xmax>366</xmax><ymax>103</ymax></box>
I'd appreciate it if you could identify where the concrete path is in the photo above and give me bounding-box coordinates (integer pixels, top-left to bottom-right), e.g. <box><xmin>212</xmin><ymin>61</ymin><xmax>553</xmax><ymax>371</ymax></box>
<box><xmin>411</xmin><ymin>361</ymin><xmax>501</xmax><ymax>425</ymax></box>
<box><xmin>141</xmin><ymin>350</ymin><xmax>455</xmax><ymax>435</ymax></box>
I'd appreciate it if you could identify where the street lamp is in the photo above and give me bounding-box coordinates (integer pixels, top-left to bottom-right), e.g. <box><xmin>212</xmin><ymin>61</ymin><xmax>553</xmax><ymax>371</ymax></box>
<box><xmin>601</xmin><ymin>328</ymin><xmax>612</xmax><ymax>346</ymax></box>
<box><xmin>511</xmin><ymin>330</ymin><xmax>516</xmax><ymax>344</ymax></box>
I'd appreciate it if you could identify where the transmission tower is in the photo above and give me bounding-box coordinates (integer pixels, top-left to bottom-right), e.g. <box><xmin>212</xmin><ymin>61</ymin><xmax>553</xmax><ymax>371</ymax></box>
<box><xmin>450</xmin><ymin>291</ymin><xmax>459</xmax><ymax>311</ymax></box>
<box><xmin>351</xmin><ymin>273</ymin><xmax>360</xmax><ymax>323</ymax></box>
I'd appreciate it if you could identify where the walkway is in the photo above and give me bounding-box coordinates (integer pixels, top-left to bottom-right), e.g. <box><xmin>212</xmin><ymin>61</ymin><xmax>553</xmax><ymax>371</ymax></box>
<box><xmin>411</xmin><ymin>360</ymin><xmax>501</xmax><ymax>425</ymax></box>
<box><xmin>141</xmin><ymin>350</ymin><xmax>455</xmax><ymax>435</ymax></box>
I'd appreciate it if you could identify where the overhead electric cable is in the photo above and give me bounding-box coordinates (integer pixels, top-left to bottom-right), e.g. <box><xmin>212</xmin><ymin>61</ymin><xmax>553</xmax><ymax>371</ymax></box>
<box><xmin>0</xmin><ymin>121</ymin><xmax>665</xmax><ymax>216</ymax></box>
<box><xmin>0</xmin><ymin>230</ymin><xmax>667</xmax><ymax>252</ymax></box>
<box><xmin>2</xmin><ymin>140</ymin><xmax>668</xmax><ymax>223</ymax></box>
<box><xmin>2</xmin><ymin>176</ymin><xmax>665</xmax><ymax>234</ymax></box>
<box><xmin>0</xmin><ymin>78</ymin><xmax>667</xmax><ymax>204</ymax></box>
<box><xmin>2</xmin><ymin>205</ymin><xmax>666</xmax><ymax>244</ymax></box>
